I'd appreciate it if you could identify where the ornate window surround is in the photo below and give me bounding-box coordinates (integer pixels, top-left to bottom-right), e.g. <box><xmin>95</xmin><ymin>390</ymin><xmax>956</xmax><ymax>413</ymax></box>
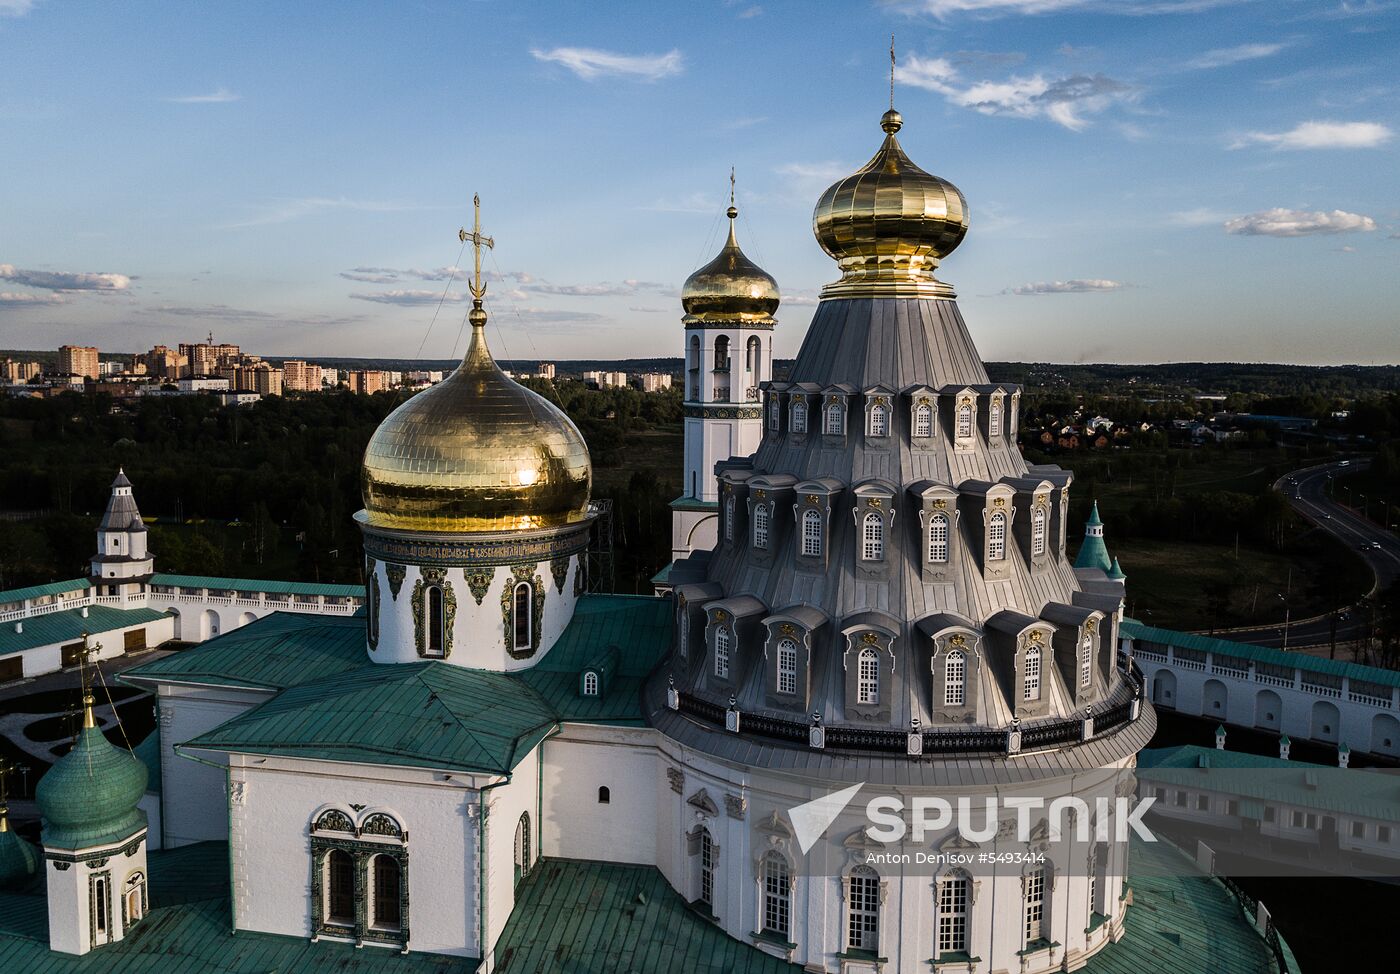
<box><xmin>309</xmin><ymin>807</ymin><xmax>409</xmax><ymax>949</ymax></box>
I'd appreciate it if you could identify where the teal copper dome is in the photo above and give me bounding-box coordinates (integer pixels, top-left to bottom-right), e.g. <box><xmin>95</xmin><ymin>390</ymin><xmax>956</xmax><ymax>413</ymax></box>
<box><xmin>0</xmin><ymin>807</ymin><xmax>39</xmax><ymax>888</ymax></box>
<box><xmin>36</xmin><ymin>699</ymin><xmax>148</xmax><ymax>850</ymax></box>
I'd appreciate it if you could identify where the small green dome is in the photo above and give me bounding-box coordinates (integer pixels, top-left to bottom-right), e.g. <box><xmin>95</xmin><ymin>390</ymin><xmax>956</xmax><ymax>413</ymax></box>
<box><xmin>36</xmin><ymin>717</ymin><xmax>147</xmax><ymax>850</ymax></box>
<box><xmin>0</xmin><ymin>813</ymin><xmax>40</xmax><ymax>888</ymax></box>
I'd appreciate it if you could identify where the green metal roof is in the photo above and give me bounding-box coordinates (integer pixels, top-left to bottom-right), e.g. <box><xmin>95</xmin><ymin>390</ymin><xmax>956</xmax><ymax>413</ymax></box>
<box><xmin>150</xmin><ymin>573</ymin><xmax>364</xmax><ymax>599</ymax></box>
<box><xmin>1138</xmin><ymin>745</ymin><xmax>1400</xmax><ymax>823</ymax></box>
<box><xmin>0</xmin><ymin>842</ymin><xmax>475</xmax><ymax>971</ymax></box>
<box><xmin>517</xmin><ymin>595</ymin><xmax>672</xmax><ymax>724</ymax></box>
<box><xmin>36</xmin><ymin>724</ymin><xmax>148</xmax><ymax>849</ymax></box>
<box><xmin>1122</xmin><ymin>619</ymin><xmax>1400</xmax><ymax>689</ymax></box>
<box><xmin>0</xmin><ymin>605</ymin><xmax>170</xmax><ymax>659</ymax></box>
<box><xmin>495</xmin><ymin>858</ymin><xmax>803</xmax><ymax>974</ymax></box>
<box><xmin>0</xmin><ymin>578</ymin><xmax>89</xmax><ymax>606</ymax></box>
<box><xmin>0</xmin><ymin>825</ymin><xmax>39</xmax><ymax>890</ymax></box>
<box><xmin>184</xmin><ymin>662</ymin><xmax>558</xmax><ymax>775</ymax></box>
<box><xmin>121</xmin><ymin>612</ymin><xmax>368</xmax><ymax>691</ymax></box>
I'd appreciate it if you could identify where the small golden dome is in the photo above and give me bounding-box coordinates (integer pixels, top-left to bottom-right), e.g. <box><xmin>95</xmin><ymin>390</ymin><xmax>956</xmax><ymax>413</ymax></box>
<box><xmin>361</xmin><ymin>310</ymin><xmax>591</xmax><ymax>533</ymax></box>
<box><xmin>812</xmin><ymin>107</ymin><xmax>969</xmax><ymax>299</ymax></box>
<box><xmin>681</xmin><ymin>205</ymin><xmax>780</xmax><ymax>323</ymax></box>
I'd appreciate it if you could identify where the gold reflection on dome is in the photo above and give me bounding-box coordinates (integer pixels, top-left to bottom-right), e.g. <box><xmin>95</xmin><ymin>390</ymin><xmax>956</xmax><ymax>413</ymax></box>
<box><xmin>681</xmin><ymin>197</ymin><xmax>780</xmax><ymax>324</ymax></box>
<box><xmin>360</xmin><ymin>314</ymin><xmax>591</xmax><ymax>534</ymax></box>
<box><xmin>812</xmin><ymin>108</ymin><xmax>969</xmax><ymax>300</ymax></box>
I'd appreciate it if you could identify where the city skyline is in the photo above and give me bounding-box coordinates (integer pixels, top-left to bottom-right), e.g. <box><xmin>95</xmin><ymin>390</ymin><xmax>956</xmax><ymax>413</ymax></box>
<box><xmin>1</xmin><ymin>0</ymin><xmax>1397</xmax><ymax>364</ymax></box>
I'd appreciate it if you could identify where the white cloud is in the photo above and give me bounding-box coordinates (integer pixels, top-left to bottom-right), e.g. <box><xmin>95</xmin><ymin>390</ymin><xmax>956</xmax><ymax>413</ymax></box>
<box><xmin>1003</xmin><ymin>279</ymin><xmax>1129</xmax><ymax>295</ymax></box>
<box><xmin>530</xmin><ymin>46</ymin><xmax>683</xmax><ymax>82</ymax></box>
<box><xmin>628</xmin><ymin>306</ymin><xmax>669</xmax><ymax>313</ymax></box>
<box><xmin>898</xmin><ymin>0</ymin><xmax>1248</xmax><ymax>17</ymax></box>
<box><xmin>1231</xmin><ymin>120</ymin><xmax>1393</xmax><ymax>149</ymax></box>
<box><xmin>0</xmin><ymin>264</ymin><xmax>131</xmax><ymax>291</ymax></box>
<box><xmin>349</xmin><ymin>289</ymin><xmax>469</xmax><ymax>306</ymax></box>
<box><xmin>1224</xmin><ymin>208</ymin><xmax>1377</xmax><ymax>236</ymax></box>
<box><xmin>0</xmin><ymin>1</ymin><xmax>35</xmax><ymax>16</ymax></box>
<box><xmin>0</xmin><ymin>291</ymin><xmax>65</xmax><ymax>306</ymax></box>
<box><xmin>896</xmin><ymin>53</ymin><xmax>1133</xmax><ymax>130</ymax></box>
<box><xmin>164</xmin><ymin>88</ymin><xmax>241</xmax><ymax>104</ymax></box>
<box><xmin>1183</xmin><ymin>42</ymin><xmax>1287</xmax><ymax>70</ymax></box>
<box><xmin>221</xmin><ymin>198</ymin><xmax>428</xmax><ymax>229</ymax></box>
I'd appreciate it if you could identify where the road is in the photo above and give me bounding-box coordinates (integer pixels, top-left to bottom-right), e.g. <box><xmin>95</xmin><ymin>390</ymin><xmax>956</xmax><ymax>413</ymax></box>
<box><xmin>1214</xmin><ymin>458</ymin><xmax>1399</xmax><ymax>649</ymax></box>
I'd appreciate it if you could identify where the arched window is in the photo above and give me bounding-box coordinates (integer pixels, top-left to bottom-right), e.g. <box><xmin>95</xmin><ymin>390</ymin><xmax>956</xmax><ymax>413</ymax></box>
<box><xmin>426</xmin><ymin>585</ymin><xmax>445</xmax><ymax>657</ymax></box>
<box><xmin>598</xmin><ymin>786</ymin><xmax>611</xmax><ymax>804</ymax></box>
<box><xmin>753</xmin><ymin>504</ymin><xmax>770</xmax><ymax>550</ymax></box>
<box><xmin>927</xmin><ymin>512</ymin><xmax>950</xmax><ymax>564</ymax></box>
<box><xmin>698</xmin><ymin>827</ymin><xmax>716</xmax><ymax>908</ymax></box>
<box><xmin>945</xmin><ymin>650</ymin><xmax>966</xmax><ymax>706</ymax></box>
<box><xmin>1024</xmin><ymin>645</ymin><xmax>1041</xmax><ymax>701</ymax></box>
<box><xmin>326</xmin><ymin>849</ymin><xmax>355</xmax><ymax>926</ymax></box>
<box><xmin>513</xmin><ymin>582</ymin><xmax>532</xmax><ymax>650</ymax></box>
<box><xmin>1024</xmin><ymin>866</ymin><xmax>1046</xmax><ymax>943</ymax></box>
<box><xmin>713</xmin><ymin>334</ymin><xmax>730</xmax><ymax>371</ymax></box>
<box><xmin>747</xmin><ymin>335</ymin><xmax>762</xmax><ymax>383</ymax></box>
<box><xmin>723</xmin><ymin>495</ymin><xmax>735</xmax><ymax>541</ymax></box>
<box><xmin>792</xmin><ymin>397</ymin><xmax>808</xmax><ymax>433</ymax></box>
<box><xmin>761</xmin><ymin>851</ymin><xmax>791</xmax><ymax>939</ymax></box>
<box><xmin>777</xmin><ymin>638</ymin><xmax>798</xmax><ymax>695</ymax></box>
<box><xmin>93</xmin><ymin>875</ymin><xmax>110</xmax><ymax>940</ymax></box>
<box><xmin>989</xmin><ymin>399</ymin><xmax>1002</xmax><ymax>436</ymax></box>
<box><xmin>1087</xmin><ymin>848</ymin><xmax>1098</xmax><ymax>919</ymax></box>
<box><xmin>124</xmin><ymin>872</ymin><xmax>146</xmax><ymax>925</ymax></box>
<box><xmin>687</xmin><ymin>336</ymin><xmax>701</xmax><ymax>400</ymax></box>
<box><xmin>937</xmin><ymin>872</ymin><xmax>970</xmax><ymax>955</ymax></box>
<box><xmin>988</xmin><ymin>510</ymin><xmax>1007</xmax><ymax>561</ymax></box>
<box><xmin>714</xmin><ymin>627</ymin><xmax>731</xmax><ymax>679</ymax></box>
<box><xmin>826</xmin><ymin>401</ymin><xmax>845</xmax><ymax>435</ymax></box>
<box><xmin>769</xmin><ymin>397</ymin><xmax>780</xmax><ymax>430</ymax></box>
<box><xmin>582</xmin><ymin>671</ymin><xmax>599</xmax><ymax>696</ymax></box>
<box><xmin>847</xmin><ymin>864</ymin><xmax>881</xmax><ymax>952</ymax></box>
<box><xmin>514</xmin><ymin>812</ymin><xmax>532</xmax><ymax>888</ymax></box>
<box><xmin>801</xmin><ymin>508</ymin><xmax>823</xmax><ymax>557</ymax></box>
<box><xmin>371</xmin><ymin>855</ymin><xmax>402</xmax><ymax>931</ymax></box>
<box><xmin>1031</xmin><ymin>506</ymin><xmax>1047</xmax><ymax>556</ymax></box>
<box><xmin>857</xmin><ymin>647</ymin><xmax>879</xmax><ymax>704</ymax></box>
<box><xmin>914</xmin><ymin>402</ymin><xmax>933</xmax><ymax>438</ymax></box>
<box><xmin>869</xmin><ymin>403</ymin><xmax>889</xmax><ymax>437</ymax></box>
<box><xmin>956</xmin><ymin>401</ymin><xmax>973</xmax><ymax>438</ymax></box>
<box><xmin>1080</xmin><ymin>633</ymin><xmax>1093</xmax><ymax>688</ymax></box>
<box><xmin>861</xmin><ymin>511</ymin><xmax>884</xmax><ymax>561</ymax></box>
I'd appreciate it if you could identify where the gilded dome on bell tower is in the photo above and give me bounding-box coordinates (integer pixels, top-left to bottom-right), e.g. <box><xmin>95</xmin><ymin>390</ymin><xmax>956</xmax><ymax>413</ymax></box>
<box><xmin>681</xmin><ymin>200</ymin><xmax>780</xmax><ymax>324</ymax></box>
<box><xmin>812</xmin><ymin>108</ymin><xmax>969</xmax><ymax>300</ymax></box>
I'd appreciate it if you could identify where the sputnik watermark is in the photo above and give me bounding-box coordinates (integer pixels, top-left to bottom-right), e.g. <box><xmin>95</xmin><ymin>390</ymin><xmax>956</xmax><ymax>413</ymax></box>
<box><xmin>787</xmin><ymin>784</ymin><xmax>1157</xmax><ymax>855</ymax></box>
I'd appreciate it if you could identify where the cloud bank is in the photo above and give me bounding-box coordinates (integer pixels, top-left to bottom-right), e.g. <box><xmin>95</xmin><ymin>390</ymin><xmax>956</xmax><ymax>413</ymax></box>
<box><xmin>1003</xmin><ymin>279</ymin><xmax>1129</xmax><ymax>294</ymax></box>
<box><xmin>0</xmin><ymin>264</ymin><xmax>131</xmax><ymax>291</ymax></box>
<box><xmin>1224</xmin><ymin>208</ymin><xmax>1377</xmax><ymax>236</ymax></box>
<box><xmin>530</xmin><ymin>46</ymin><xmax>683</xmax><ymax>82</ymax></box>
<box><xmin>1232</xmin><ymin>120</ymin><xmax>1392</xmax><ymax>149</ymax></box>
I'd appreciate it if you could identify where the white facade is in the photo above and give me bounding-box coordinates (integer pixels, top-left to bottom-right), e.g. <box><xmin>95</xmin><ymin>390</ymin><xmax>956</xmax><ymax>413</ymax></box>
<box><xmin>43</xmin><ymin>831</ymin><xmax>148</xmax><ymax>956</ymax></box>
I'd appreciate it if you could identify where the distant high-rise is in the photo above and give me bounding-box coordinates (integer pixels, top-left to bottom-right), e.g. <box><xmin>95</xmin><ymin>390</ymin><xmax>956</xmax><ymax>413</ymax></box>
<box><xmin>57</xmin><ymin>345</ymin><xmax>99</xmax><ymax>380</ymax></box>
<box><xmin>282</xmin><ymin>360</ymin><xmax>323</xmax><ymax>392</ymax></box>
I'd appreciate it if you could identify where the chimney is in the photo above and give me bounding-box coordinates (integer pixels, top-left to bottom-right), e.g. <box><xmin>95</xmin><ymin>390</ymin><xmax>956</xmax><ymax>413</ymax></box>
<box><xmin>13</xmin><ymin>621</ymin><xmax>21</xmax><ymax>634</ymax></box>
<box><xmin>1279</xmin><ymin>735</ymin><xmax>1291</xmax><ymax>761</ymax></box>
<box><xmin>1214</xmin><ymin>725</ymin><xmax>1226</xmax><ymax>750</ymax></box>
<box><xmin>80</xmin><ymin>606</ymin><xmax>89</xmax><ymax>618</ymax></box>
<box><xmin>1338</xmin><ymin>744</ymin><xmax>1351</xmax><ymax>769</ymax></box>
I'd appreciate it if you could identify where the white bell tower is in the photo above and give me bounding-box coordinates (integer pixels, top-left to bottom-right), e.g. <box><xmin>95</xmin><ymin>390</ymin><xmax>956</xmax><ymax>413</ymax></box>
<box><xmin>90</xmin><ymin>469</ymin><xmax>154</xmax><ymax>605</ymax></box>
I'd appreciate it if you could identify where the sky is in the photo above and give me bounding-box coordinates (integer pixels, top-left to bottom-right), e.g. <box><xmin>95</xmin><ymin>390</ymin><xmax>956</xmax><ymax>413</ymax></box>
<box><xmin>1</xmin><ymin>0</ymin><xmax>1397</xmax><ymax>365</ymax></box>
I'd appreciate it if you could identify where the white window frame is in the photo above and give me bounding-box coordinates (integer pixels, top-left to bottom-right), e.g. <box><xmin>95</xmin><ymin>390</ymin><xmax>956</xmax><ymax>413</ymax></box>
<box><xmin>791</xmin><ymin>397</ymin><xmax>808</xmax><ymax>434</ymax></box>
<box><xmin>825</xmin><ymin>401</ymin><xmax>845</xmax><ymax>435</ymax></box>
<box><xmin>868</xmin><ymin>403</ymin><xmax>889</xmax><ymax>438</ymax></box>
<box><xmin>777</xmin><ymin>638</ymin><xmax>798</xmax><ymax>695</ymax></box>
<box><xmin>762</xmin><ymin>851</ymin><xmax>791</xmax><ymax>940</ymax></box>
<box><xmin>753</xmin><ymin>504</ymin><xmax>770</xmax><ymax>550</ymax></box>
<box><xmin>847</xmin><ymin>865</ymin><xmax>881</xmax><ymax>953</ymax></box>
<box><xmin>1031</xmin><ymin>506</ymin><xmax>1047</xmax><ymax>557</ymax></box>
<box><xmin>582</xmin><ymin>671</ymin><xmax>599</xmax><ymax>696</ymax></box>
<box><xmin>928</xmin><ymin>512</ymin><xmax>950</xmax><ymax>564</ymax></box>
<box><xmin>937</xmin><ymin>872</ymin><xmax>969</xmax><ymax>955</ymax></box>
<box><xmin>988</xmin><ymin>510</ymin><xmax>1007</xmax><ymax>561</ymax></box>
<box><xmin>956</xmin><ymin>401</ymin><xmax>973</xmax><ymax>438</ymax></box>
<box><xmin>861</xmin><ymin>511</ymin><xmax>884</xmax><ymax>561</ymax></box>
<box><xmin>1080</xmin><ymin>633</ymin><xmax>1093</xmax><ymax>688</ymax></box>
<box><xmin>723</xmin><ymin>495</ymin><xmax>735</xmax><ymax>542</ymax></box>
<box><xmin>801</xmin><ymin>508</ymin><xmax>823</xmax><ymax>557</ymax></box>
<box><xmin>914</xmin><ymin>402</ymin><xmax>933</xmax><ymax>438</ymax></box>
<box><xmin>945</xmin><ymin>650</ymin><xmax>966</xmax><ymax>706</ymax></box>
<box><xmin>699</xmin><ymin>827</ymin><xmax>716</xmax><ymax>908</ymax></box>
<box><xmin>714</xmin><ymin>627</ymin><xmax>731</xmax><ymax>679</ymax></box>
<box><xmin>989</xmin><ymin>399</ymin><xmax>1002</xmax><ymax>437</ymax></box>
<box><xmin>1024</xmin><ymin>867</ymin><xmax>1045</xmax><ymax>943</ymax></box>
<box><xmin>1024</xmin><ymin>645</ymin><xmax>1041</xmax><ymax>701</ymax></box>
<box><xmin>857</xmin><ymin>647</ymin><xmax>880</xmax><ymax>704</ymax></box>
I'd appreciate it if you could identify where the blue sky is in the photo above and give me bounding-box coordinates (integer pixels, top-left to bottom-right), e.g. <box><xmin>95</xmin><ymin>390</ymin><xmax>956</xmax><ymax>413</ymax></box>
<box><xmin>1</xmin><ymin>0</ymin><xmax>1396</xmax><ymax>364</ymax></box>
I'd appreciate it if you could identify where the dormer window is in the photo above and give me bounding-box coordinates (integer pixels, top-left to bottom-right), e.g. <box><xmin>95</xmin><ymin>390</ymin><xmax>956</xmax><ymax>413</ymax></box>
<box><xmin>768</xmin><ymin>397</ymin><xmax>780</xmax><ymax>430</ymax></box>
<box><xmin>825</xmin><ymin>400</ymin><xmax>845</xmax><ymax>435</ymax></box>
<box><xmin>956</xmin><ymin>401</ymin><xmax>973</xmax><ymax>438</ymax></box>
<box><xmin>988</xmin><ymin>510</ymin><xmax>1007</xmax><ymax>561</ymax></box>
<box><xmin>1031</xmin><ymin>505</ymin><xmax>1047</xmax><ymax>556</ymax></box>
<box><xmin>914</xmin><ymin>402</ymin><xmax>933</xmax><ymax>438</ymax></box>
<box><xmin>857</xmin><ymin>647</ymin><xmax>880</xmax><ymax>704</ymax></box>
<box><xmin>1080</xmin><ymin>632</ymin><xmax>1093</xmax><ymax>688</ymax></box>
<box><xmin>753</xmin><ymin>504</ymin><xmax>770</xmax><ymax>550</ymax></box>
<box><xmin>944</xmin><ymin>650</ymin><xmax>966</xmax><ymax>706</ymax></box>
<box><xmin>1024</xmin><ymin>644</ymin><xmax>1041</xmax><ymax>701</ymax></box>
<box><xmin>723</xmin><ymin>495</ymin><xmax>735</xmax><ymax>542</ymax></box>
<box><xmin>868</xmin><ymin>401</ymin><xmax>889</xmax><ymax>437</ymax></box>
<box><xmin>861</xmin><ymin>511</ymin><xmax>884</xmax><ymax>561</ymax></box>
<box><xmin>582</xmin><ymin>671</ymin><xmax>599</xmax><ymax>696</ymax></box>
<box><xmin>714</xmin><ymin>627</ymin><xmax>731</xmax><ymax>678</ymax></box>
<box><xmin>792</xmin><ymin>397</ymin><xmax>808</xmax><ymax>434</ymax></box>
<box><xmin>928</xmin><ymin>512</ymin><xmax>950</xmax><ymax>563</ymax></box>
<box><xmin>777</xmin><ymin>638</ymin><xmax>798</xmax><ymax>695</ymax></box>
<box><xmin>989</xmin><ymin>398</ymin><xmax>1002</xmax><ymax>438</ymax></box>
<box><xmin>801</xmin><ymin>508</ymin><xmax>823</xmax><ymax>556</ymax></box>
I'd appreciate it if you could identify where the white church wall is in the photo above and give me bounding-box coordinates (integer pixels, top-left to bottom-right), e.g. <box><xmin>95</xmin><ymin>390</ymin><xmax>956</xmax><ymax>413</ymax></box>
<box><xmin>9</xmin><ymin>612</ymin><xmax>174</xmax><ymax>681</ymax></box>
<box><xmin>226</xmin><ymin>756</ymin><xmax>480</xmax><ymax>958</ymax></box>
<box><xmin>541</xmin><ymin>726</ymin><xmax>659</xmax><ymax>866</ymax></box>
<box><xmin>44</xmin><ymin>859</ymin><xmax>85</xmax><ymax>955</ymax></box>
<box><xmin>156</xmin><ymin>684</ymin><xmax>270</xmax><ymax>847</ymax></box>
<box><xmin>481</xmin><ymin>746</ymin><xmax>541</xmax><ymax>964</ymax></box>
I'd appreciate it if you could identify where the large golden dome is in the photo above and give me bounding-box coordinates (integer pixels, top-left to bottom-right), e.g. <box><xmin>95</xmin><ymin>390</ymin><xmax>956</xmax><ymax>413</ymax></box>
<box><xmin>361</xmin><ymin>308</ymin><xmax>591</xmax><ymax>534</ymax></box>
<box><xmin>681</xmin><ymin>205</ymin><xmax>779</xmax><ymax>323</ymax></box>
<box><xmin>812</xmin><ymin>108</ymin><xmax>969</xmax><ymax>299</ymax></box>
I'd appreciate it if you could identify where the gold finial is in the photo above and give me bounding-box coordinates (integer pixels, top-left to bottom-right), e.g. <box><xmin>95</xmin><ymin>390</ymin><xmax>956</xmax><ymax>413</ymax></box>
<box><xmin>728</xmin><ymin>166</ymin><xmax>737</xmax><ymax>218</ymax></box>
<box><xmin>458</xmin><ymin>193</ymin><xmax>495</xmax><ymax>329</ymax></box>
<box><xmin>79</xmin><ymin>633</ymin><xmax>98</xmax><ymax>730</ymax></box>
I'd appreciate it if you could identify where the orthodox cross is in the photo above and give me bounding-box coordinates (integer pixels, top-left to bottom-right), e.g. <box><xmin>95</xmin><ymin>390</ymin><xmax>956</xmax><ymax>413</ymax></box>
<box><xmin>458</xmin><ymin>194</ymin><xmax>495</xmax><ymax>301</ymax></box>
<box><xmin>890</xmin><ymin>35</ymin><xmax>896</xmax><ymax>109</ymax></box>
<box><xmin>730</xmin><ymin>166</ymin><xmax>736</xmax><ymax>208</ymax></box>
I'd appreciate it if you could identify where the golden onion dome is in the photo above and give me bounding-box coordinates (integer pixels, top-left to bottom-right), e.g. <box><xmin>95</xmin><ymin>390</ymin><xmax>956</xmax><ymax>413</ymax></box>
<box><xmin>812</xmin><ymin>108</ymin><xmax>969</xmax><ymax>300</ymax></box>
<box><xmin>361</xmin><ymin>304</ymin><xmax>591</xmax><ymax>533</ymax></box>
<box><xmin>681</xmin><ymin>205</ymin><xmax>780</xmax><ymax>323</ymax></box>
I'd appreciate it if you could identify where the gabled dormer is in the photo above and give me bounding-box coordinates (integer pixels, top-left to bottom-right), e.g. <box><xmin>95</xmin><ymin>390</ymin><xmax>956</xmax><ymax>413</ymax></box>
<box><xmin>903</xmin><ymin>385</ymin><xmax>939</xmax><ymax>449</ymax></box>
<box><xmin>976</xmin><ymin>385</ymin><xmax>1009</xmax><ymax>443</ymax></box>
<box><xmin>701</xmin><ymin>595</ymin><xmax>766</xmax><ymax>696</ymax></box>
<box><xmin>788</xmin><ymin>382</ymin><xmax>821</xmax><ymax>438</ymax></box>
<box><xmin>907</xmin><ymin>480</ymin><xmax>960</xmax><ymax>582</ymax></box>
<box><xmin>984</xmin><ymin>610</ymin><xmax>1059</xmax><ymax>720</ymax></box>
<box><xmin>716</xmin><ymin>463</ymin><xmax>755</xmax><ymax>554</ymax></box>
<box><xmin>760</xmin><ymin>604</ymin><xmax>828</xmax><ymax>712</ymax></box>
<box><xmin>941</xmin><ymin>385</ymin><xmax>978</xmax><ymax>453</ymax></box>
<box><xmin>918</xmin><ymin>612</ymin><xmax>983</xmax><ymax>724</ymax></box>
<box><xmin>851</xmin><ymin>479</ymin><xmax>897</xmax><ymax>579</ymax></box>
<box><xmin>840</xmin><ymin>610</ymin><xmax>902</xmax><ymax>723</ymax></box>
<box><xmin>793</xmin><ymin>477</ymin><xmax>844</xmax><ymax>572</ymax></box>
<box><xmin>674</xmin><ymin>581</ymin><xmax>723</xmax><ymax>674</ymax></box>
<box><xmin>763</xmin><ymin>381</ymin><xmax>789</xmax><ymax>433</ymax></box>
<box><xmin>1040</xmin><ymin>602</ymin><xmax>1105</xmax><ymax>708</ymax></box>
<box><xmin>958</xmin><ymin>480</ymin><xmax>1016</xmax><ymax>582</ymax></box>
<box><xmin>820</xmin><ymin>383</ymin><xmax>857</xmax><ymax>441</ymax></box>
<box><xmin>1002</xmin><ymin>476</ymin><xmax>1055</xmax><ymax>573</ymax></box>
<box><xmin>745</xmin><ymin>474</ymin><xmax>796</xmax><ymax>568</ymax></box>
<box><xmin>861</xmin><ymin>384</ymin><xmax>897</xmax><ymax>448</ymax></box>
<box><xmin>1028</xmin><ymin>464</ymin><xmax>1074</xmax><ymax>557</ymax></box>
